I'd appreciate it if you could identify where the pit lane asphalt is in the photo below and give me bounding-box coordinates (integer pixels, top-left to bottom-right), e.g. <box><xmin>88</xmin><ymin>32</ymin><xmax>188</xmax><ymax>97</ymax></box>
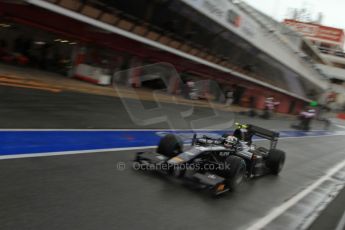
<box><xmin>308</xmin><ymin>185</ymin><xmax>345</xmax><ymax>230</ymax></box>
<box><xmin>1</xmin><ymin>135</ymin><xmax>345</xmax><ymax>230</ymax></box>
<box><xmin>0</xmin><ymin>85</ymin><xmax>329</xmax><ymax>130</ymax></box>
<box><xmin>1</xmin><ymin>85</ymin><xmax>343</xmax><ymax>229</ymax></box>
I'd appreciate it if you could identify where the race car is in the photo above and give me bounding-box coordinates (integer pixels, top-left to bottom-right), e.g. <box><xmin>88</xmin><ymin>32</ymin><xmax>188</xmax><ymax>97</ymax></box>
<box><xmin>134</xmin><ymin>124</ymin><xmax>286</xmax><ymax>195</ymax></box>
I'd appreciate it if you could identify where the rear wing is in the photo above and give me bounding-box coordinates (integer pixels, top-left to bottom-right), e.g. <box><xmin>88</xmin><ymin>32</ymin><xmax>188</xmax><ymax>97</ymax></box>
<box><xmin>248</xmin><ymin>125</ymin><xmax>279</xmax><ymax>140</ymax></box>
<box><xmin>247</xmin><ymin>125</ymin><xmax>280</xmax><ymax>149</ymax></box>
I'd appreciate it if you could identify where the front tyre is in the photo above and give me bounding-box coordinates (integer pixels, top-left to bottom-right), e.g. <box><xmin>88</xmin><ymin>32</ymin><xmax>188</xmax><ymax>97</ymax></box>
<box><xmin>223</xmin><ymin>156</ymin><xmax>246</xmax><ymax>191</ymax></box>
<box><xmin>157</xmin><ymin>134</ymin><xmax>183</xmax><ymax>158</ymax></box>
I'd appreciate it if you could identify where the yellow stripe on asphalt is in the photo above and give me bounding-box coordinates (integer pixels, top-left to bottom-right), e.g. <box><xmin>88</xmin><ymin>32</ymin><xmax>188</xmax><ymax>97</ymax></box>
<box><xmin>0</xmin><ymin>76</ymin><xmax>62</xmax><ymax>92</ymax></box>
<box><xmin>0</xmin><ymin>82</ymin><xmax>61</xmax><ymax>93</ymax></box>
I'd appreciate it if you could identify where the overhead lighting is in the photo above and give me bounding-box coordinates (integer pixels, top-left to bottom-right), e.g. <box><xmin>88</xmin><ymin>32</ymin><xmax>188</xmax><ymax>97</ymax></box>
<box><xmin>35</xmin><ymin>41</ymin><xmax>46</xmax><ymax>45</ymax></box>
<box><xmin>54</xmin><ymin>39</ymin><xmax>61</xmax><ymax>42</ymax></box>
<box><xmin>69</xmin><ymin>42</ymin><xmax>77</xmax><ymax>45</ymax></box>
<box><xmin>60</xmin><ymin>40</ymin><xmax>69</xmax><ymax>43</ymax></box>
<box><xmin>0</xmin><ymin>23</ymin><xmax>11</xmax><ymax>28</ymax></box>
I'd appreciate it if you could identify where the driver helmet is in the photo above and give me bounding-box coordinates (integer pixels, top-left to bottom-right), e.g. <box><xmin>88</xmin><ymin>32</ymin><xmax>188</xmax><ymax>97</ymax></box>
<box><xmin>224</xmin><ymin>136</ymin><xmax>238</xmax><ymax>148</ymax></box>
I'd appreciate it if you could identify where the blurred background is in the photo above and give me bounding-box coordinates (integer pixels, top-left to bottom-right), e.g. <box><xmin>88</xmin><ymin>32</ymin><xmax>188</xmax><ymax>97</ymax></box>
<box><xmin>1</xmin><ymin>2</ymin><xmax>345</xmax><ymax>230</ymax></box>
<box><xmin>0</xmin><ymin>0</ymin><xmax>344</xmax><ymax>116</ymax></box>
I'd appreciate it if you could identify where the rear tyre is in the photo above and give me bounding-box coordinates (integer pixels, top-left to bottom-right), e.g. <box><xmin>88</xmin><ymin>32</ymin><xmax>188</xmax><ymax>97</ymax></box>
<box><xmin>157</xmin><ymin>134</ymin><xmax>183</xmax><ymax>158</ymax></box>
<box><xmin>266</xmin><ymin>149</ymin><xmax>285</xmax><ymax>175</ymax></box>
<box><xmin>223</xmin><ymin>156</ymin><xmax>246</xmax><ymax>190</ymax></box>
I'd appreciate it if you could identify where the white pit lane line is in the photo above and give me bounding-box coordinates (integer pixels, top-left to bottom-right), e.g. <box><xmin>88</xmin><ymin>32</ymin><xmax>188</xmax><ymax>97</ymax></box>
<box><xmin>0</xmin><ymin>146</ymin><xmax>156</xmax><ymax>160</ymax></box>
<box><xmin>334</xmin><ymin>124</ymin><xmax>345</xmax><ymax>129</ymax></box>
<box><xmin>246</xmin><ymin>159</ymin><xmax>345</xmax><ymax>230</ymax></box>
<box><xmin>335</xmin><ymin>209</ymin><xmax>345</xmax><ymax>230</ymax></box>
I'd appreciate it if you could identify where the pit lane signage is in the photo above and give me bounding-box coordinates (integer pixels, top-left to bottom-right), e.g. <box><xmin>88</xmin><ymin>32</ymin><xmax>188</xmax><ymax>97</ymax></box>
<box><xmin>182</xmin><ymin>0</ymin><xmax>257</xmax><ymax>37</ymax></box>
<box><xmin>283</xmin><ymin>19</ymin><xmax>345</xmax><ymax>45</ymax></box>
<box><xmin>227</xmin><ymin>9</ymin><xmax>241</xmax><ymax>28</ymax></box>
